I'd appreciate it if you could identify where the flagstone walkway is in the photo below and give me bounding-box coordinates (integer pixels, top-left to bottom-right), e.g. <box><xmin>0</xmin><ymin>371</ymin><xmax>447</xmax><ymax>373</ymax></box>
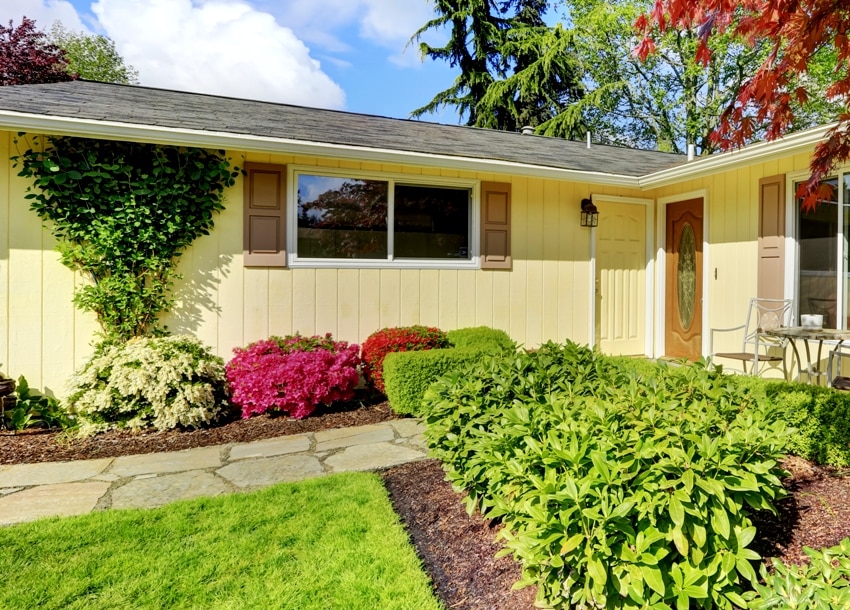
<box><xmin>0</xmin><ymin>419</ymin><xmax>428</xmax><ymax>526</ymax></box>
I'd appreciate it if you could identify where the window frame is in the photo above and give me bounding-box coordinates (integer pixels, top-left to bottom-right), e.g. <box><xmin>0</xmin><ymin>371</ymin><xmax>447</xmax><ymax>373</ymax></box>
<box><xmin>787</xmin><ymin>167</ymin><xmax>850</xmax><ymax>329</ymax></box>
<box><xmin>287</xmin><ymin>165</ymin><xmax>480</xmax><ymax>269</ymax></box>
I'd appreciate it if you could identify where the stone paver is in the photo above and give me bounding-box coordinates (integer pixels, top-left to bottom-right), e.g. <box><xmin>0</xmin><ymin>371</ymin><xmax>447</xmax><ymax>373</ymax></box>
<box><xmin>402</xmin><ymin>433</ymin><xmax>429</xmax><ymax>452</ymax></box>
<box><xmin>0</xmin><ymin>481</ymin><xmax>110</xmax><ymax>524</ymax></box>
<box><xmin>0</xmin><ymin>420</ymin><xmax>429</xmax><ymax>524</ymax></box>
<box><xmin>0</xmin><ymin>458</ymin><xmax>112</xmax><ymax>488</ymax></box>
<box><xmin>229</xmin><ymin>434</ymin><xmax>311</xmax><ymax>461</ymax></box>
<box><xmin>325</xmin><ymin>441</ymin><xmax>426</xmax><ymax>473</ymax></box>
<box><xmin>111</xmin><ymin>471</ymin><xmax>230</xmax><ymax>509</ymax></box>
<box><xmin>390</xmin><ymin>418</ymin><xmax>427</xmax><ymax>438</ymax></box>
<box><xmin>217</xmin><ymin>454</ymin><xmax>323</xmax><ymax>488</ymax></box>
<box><xmin>314</xmin><ymin>423</ymin><xmax>395</xmax><ymax>452</ymax></box>
<box><xmin>110</xmin><ymin>445</ymin><xmax>222</xmax><ymax>477</ymax></box>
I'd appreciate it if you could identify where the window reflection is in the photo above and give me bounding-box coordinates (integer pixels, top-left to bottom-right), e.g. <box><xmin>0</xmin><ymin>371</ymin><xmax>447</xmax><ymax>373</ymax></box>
<box><xmin>297</xmin><ymin>175</ymin><xmax>388</xmax><ymax>259</ymax></box>
<box><xmin>798</xmin><ymin>177</ymin><xmax>840</xmax><ymax>327</ymax></box>
<box><xmin>395</xmin><ymin>185</ymin><xmax>470</xmax><ymax>259</ymax></box>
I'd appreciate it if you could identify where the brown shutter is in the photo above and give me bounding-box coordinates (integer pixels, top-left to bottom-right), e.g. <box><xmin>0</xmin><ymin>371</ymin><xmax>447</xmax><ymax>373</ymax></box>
<box><xmin>758</xmin><ymin>174</ymin><xmax>785</xmax><ymax>299</ymax></box>
<box><xmin>243</xmin><ymin>162</ymin><xmax>286</xmax><ymax>267</ymax></box>
<box><xmin>480</xmin><ymin>181</ymin><xmax>511</xmax><ymax>270</ymax></box>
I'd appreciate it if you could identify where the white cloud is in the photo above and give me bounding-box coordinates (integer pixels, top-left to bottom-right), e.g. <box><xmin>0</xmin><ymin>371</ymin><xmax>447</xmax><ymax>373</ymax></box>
<box><xmin>359</xmin><ymin>0</ymin><xmax>432</xmax><ymax>45</ymax></box>
<box><xmin>6</xmin><ymin>0</ymin><xmax>87</xmax><ymax>31</ymax></box>
<box><xmin>90</xmin><ymin>0</ymin><xmax>345</xmax><ymax>108</ymax></box>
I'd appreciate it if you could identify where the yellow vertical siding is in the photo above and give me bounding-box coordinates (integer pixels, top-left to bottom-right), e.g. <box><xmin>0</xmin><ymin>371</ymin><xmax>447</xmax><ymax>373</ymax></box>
<box><xmin>2</xmin><ymin>130</ymin><xmax>824</xmax><ymax>394</ymax></box>
<box><xmin>315</xmin><ymin>268</ymin><xmax>340</xmax><ymax>337</ymax></box>
<box><xmin>0</xmin><ymin>133</ymin><xmax>9</xmax><ymax>377</ymax></box>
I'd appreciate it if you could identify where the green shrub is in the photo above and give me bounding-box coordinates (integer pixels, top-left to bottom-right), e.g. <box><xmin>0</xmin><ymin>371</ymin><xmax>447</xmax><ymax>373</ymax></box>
<box><xmin>748</xmin><ymin>539</ymin><xmax>850</xmax><ymax>608</ymax></box>
<box><xmin>383</xmin><ymin>326</ymin><xmax>515</xmax><ymax>416</ymax></box>
<box><xmin>423</xmin><ymin>341</ymin><xmax>790</xmax><ymax>610</ymax></box>
<box><xmin>446</xmin><ymin>326</ymin><xmax>515</xmax><ymax>351</ymax></box>
<box><xmin>360</xmin><ymin>326</ymin><xmax>450</xmax><ymax>393</ymax></box>
<box><xmin>384</xmin><ymin>348</ymin><xmax>480</xmax><ymax>416</ymax></box>
<box><xmin>67</xmin><ymin>335</ymin><xmax>229</xmax><ymax>435</ymax></box>
<box><xmin>4</xmin><ymin>376</ymin><xmax>72</xmax><ymax>431</ymax></box>
<box><xmin>722</xmin><ymin>375</ymin><xmax>850</xmax><ymax>468</ymax></box>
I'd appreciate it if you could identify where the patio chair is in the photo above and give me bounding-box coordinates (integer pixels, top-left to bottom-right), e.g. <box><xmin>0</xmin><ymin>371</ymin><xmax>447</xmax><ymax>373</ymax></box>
<box><xmin>827</xmin><ymin>343</ymin><xmax>850</xmax><ymax>390</ymax></box>
<box><xmin>709</xmin><ymin>298</ymin><xmax>794</xmax><ymax>377</ymax></box>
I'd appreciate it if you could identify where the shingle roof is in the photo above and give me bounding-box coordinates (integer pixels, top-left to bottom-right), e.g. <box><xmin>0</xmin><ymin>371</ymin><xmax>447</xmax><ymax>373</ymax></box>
<box><xmin>0</xmin><ymin>81</ymin><xmax>685</xmax><ymax>177</ymax></box>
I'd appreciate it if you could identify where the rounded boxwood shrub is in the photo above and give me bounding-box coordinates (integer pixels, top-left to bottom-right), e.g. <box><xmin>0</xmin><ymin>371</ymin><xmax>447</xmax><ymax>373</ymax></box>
<box><xmin>226</xmin><ymin>334</ymin><xmax>360</xmax><ymax>419</ymax></box>
<box><xmin>67</xmin><ymin>335</ymin><xmax>229</xmax><ymax>436</ymax></box>
<box><xmin>361</xmin><ymin>325</ymin><xmax>450</xmax><ymax>393</ymax></box>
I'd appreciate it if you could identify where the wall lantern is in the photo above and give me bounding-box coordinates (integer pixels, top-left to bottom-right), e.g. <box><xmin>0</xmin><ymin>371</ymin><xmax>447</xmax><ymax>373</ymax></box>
<box><xmin>580</xmin><ymin>197</ymin><xmax>599</xmax><ymax>228</ymax></box>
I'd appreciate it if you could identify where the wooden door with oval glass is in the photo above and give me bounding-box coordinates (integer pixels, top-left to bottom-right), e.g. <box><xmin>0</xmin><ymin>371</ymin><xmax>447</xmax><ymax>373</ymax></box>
<box><xmin>665</xmin><ymin>198</ymin><xmax>703</xmax><ymax>360</ymax></box>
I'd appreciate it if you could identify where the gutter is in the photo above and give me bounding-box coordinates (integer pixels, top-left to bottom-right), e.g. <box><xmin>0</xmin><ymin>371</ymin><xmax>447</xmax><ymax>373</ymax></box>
<box><xmin>0</xmin><ymin>110</ymin><xmax>641</xmax><ymax>188</ymax></box>
<box><xmin>639</xmin><ymin>124</ymin><xmax>834</xmax><ymax>189</ymax></box>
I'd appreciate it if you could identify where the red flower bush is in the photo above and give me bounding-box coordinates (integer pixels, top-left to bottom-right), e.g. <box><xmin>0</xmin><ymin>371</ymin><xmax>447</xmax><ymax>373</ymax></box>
<box><xmin>225</xmin><ymin>334</ymin><xmax>360</xmax><ymax>419</ymax></box>
<box><xmin>361</xmin><ymin>326</ymin><xmax>449</xmax><ymax>393</ymax></box>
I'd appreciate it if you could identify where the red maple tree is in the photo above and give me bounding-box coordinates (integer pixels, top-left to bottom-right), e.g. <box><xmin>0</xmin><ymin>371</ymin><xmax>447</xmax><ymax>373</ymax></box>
<box><xmin>635</xmin><ymin>0</ymin><xmax>849</xmax><ymax>210</ymax></box>
<box><xmin>0</xmin><ymin>17</ymin><xmax>74</xmax><ymax>87</ymax></box>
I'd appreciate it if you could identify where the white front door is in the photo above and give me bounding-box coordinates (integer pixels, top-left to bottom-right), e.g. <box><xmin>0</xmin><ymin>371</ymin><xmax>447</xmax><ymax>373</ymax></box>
<box><xmin>596</xmin><ymin>200</ymin><xmax>648</xmax><ymax>355</ymax></box>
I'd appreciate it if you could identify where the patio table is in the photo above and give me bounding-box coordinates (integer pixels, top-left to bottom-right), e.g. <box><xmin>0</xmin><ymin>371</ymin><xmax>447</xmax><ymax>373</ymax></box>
<box><xmin>763</xmin><ymin>326</ymin><xmax>850</xmax><ymax>385</ymax></box>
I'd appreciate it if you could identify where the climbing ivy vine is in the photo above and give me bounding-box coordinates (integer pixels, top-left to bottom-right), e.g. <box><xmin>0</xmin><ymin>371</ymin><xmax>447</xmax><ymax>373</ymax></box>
<box><xmin>14</xmin><ymin>136</ymin><xmax>239</xmax><ymax>341</ymax></box>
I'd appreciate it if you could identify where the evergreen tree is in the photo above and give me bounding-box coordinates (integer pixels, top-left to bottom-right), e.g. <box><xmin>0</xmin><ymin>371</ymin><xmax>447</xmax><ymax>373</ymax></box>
<box><xmin>411</xmin><ymin>0</ymin><xmax>585</xmax><ymax>136</ymax></box>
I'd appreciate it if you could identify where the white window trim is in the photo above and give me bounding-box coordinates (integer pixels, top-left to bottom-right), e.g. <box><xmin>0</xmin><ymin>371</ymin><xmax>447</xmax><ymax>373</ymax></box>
<box><xmin>785</xmin><ymin>167</ymin><xmax>850</xmax><ymax>328</ymax></box>
<box><xmin>287</xmin><ymin>165</ymin><xmax>480</xmax><ymax>269</ymax></box>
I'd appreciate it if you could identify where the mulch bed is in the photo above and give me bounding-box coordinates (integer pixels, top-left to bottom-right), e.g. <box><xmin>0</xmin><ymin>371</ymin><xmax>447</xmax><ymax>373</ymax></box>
<box><xmin>0</xmin><ymin>398</ymin><xmax>397</xmax><ymax>465</ymax></box>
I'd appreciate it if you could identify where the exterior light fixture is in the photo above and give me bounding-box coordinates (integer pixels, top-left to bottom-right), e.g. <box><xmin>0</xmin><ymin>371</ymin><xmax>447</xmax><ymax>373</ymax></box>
<box><xmin>580</xmin><ymin>197</ymin><xmax>599</xmax><ymax>227</ymax></box>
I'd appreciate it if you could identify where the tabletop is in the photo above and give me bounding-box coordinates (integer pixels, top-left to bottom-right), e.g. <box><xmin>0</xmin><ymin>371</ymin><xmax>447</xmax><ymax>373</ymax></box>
<box><xmin>764</xmin><ymin>327</ymin><xmax>850</xmax><ymax>341</ymax></box>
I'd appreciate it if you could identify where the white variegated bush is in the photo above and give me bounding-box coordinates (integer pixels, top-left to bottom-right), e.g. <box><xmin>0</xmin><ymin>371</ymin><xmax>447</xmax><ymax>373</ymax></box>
<box><xmin>67</xmin><ymin>335</ymin><xmax>229</xmax><ymax>435</ymax></box>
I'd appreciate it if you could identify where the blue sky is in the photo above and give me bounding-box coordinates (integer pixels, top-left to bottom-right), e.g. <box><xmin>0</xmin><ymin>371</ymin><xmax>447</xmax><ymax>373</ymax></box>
<box><xmin>9</xmin><ymin>0</ymin><xmax>458</xmax><ymax>122</ymax></box>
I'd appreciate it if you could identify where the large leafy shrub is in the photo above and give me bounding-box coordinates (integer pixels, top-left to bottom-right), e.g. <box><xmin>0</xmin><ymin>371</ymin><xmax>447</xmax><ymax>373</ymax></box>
<box><xmin>383</xmin><ymin>326</ymin><xmax>515</xmax><ymax>415</ymax></box>
<box><xmin>226</xmin><ymin>334</ymin><xmax>360</xmax><ymax>419</ymax></box>
<box><xmin>67</xmin><ymin>336</ymin><xmax>228</xmax><ymax>435</ymax></box>
<box><xmin>361</xmin><ymin>326</ymin><xmax>449</xmax><ymax>393</ymax></box>
<box><xmin>423</xmin><ymin>341</ymin><xmax>790</xmax><ymax>610</ymax></box>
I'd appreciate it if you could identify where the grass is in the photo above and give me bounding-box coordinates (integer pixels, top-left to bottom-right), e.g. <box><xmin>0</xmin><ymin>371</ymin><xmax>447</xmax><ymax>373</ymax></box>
<box><xmin>0</xmin><ymin>472</ymin><xmax>443</xmax><ymax>610</ymax></box>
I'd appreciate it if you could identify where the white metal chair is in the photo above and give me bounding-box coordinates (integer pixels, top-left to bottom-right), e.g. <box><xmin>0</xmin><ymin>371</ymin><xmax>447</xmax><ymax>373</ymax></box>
<box><xmin>709</xmin><ymin>298</ymin><xmax>794</xmax><ymax>377</ymax></box>
<box><xmin>827</xmin><ymin>343</ymin><xmax>850</xmax><ymax>390</ymax></box>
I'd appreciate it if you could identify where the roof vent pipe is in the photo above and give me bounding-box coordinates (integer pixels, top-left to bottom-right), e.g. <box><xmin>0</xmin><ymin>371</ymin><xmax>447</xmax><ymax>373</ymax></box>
<box><xmin>586</xmin><ymin>131</ymin><xmax>591</xmax><ymax>149</ymax></box>
<box><xmin>687</xmin><ymin>143</ymin><xmax>695</xmax><ymax>161</ymax></box>
<box><xmin>521</xmin><ymin>125</ymin><xmax>534</xmax><ymax>135</ymax></box>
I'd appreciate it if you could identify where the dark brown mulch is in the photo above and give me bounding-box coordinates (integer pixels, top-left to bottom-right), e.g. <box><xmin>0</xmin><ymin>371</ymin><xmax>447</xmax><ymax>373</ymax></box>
<box><xmin>0</xmin><ymin>396</ymin><xmax>397</xmax><ymax>465</ymax></box>
<box><xmin>381</xmin><ymin>459</ymin><xmax>537</xmax><ymax>610</ymax></box>
<box><xmin>3</xmin><ymin>403</ymin><xmax>850</xmax><ymax>609</ymax></box>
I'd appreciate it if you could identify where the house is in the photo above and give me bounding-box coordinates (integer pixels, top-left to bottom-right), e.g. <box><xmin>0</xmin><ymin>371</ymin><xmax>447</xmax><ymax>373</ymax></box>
<box><xmin>0</xmin><ymin>80</ymin><xmax>837</xmax><ymax>394</ymax></box>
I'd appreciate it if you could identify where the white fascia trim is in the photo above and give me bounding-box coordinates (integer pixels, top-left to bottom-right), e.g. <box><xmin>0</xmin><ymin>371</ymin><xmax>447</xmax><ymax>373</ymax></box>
<box><xmin>0</xmin><ymin>110</ymin><xmax>640</xmax><ymax>188</ymax></box>
<box><xmin>639</xmin><ymin>124</ymin><xmax>835</xmax><ymax>189</ymax></box>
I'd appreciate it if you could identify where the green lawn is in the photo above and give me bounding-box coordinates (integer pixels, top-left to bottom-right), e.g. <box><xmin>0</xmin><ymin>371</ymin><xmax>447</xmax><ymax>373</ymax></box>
<box><xmin>0</xmin><ymin>472</ymin><xmax>443</xmax><ymax>610</ymax></box>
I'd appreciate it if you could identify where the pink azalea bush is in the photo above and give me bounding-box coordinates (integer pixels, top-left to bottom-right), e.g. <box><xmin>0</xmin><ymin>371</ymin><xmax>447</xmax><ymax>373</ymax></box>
<box><xmin>225</xmin><ymin>334</ymin><xmax>361</xmax><ymax>419</ymax></box>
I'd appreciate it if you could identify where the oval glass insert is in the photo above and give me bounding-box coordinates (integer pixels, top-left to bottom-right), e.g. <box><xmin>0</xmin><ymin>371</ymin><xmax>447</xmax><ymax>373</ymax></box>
<box><xmin>678</xmin><ymin>223</ymin><xmax>696</xmax><ymax>330</ymax></box>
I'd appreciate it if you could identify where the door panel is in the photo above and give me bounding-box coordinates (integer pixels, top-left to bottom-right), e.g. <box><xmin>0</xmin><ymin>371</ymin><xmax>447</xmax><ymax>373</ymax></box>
<box><xmin>665</xmin><ymin>198</ymin><xmax>704</xmax><ymax>360</ymax></box>
<box><xmin>597</xmin><ymin>202</ymin><xmax>647</xmax><ymax>355</ymax></box>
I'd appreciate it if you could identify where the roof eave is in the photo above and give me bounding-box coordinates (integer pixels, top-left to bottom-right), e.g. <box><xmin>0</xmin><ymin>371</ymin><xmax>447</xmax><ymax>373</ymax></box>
<box><xmin>0</xmin><ymin>110</ymin><xmax>643</xmax><ymax>188</ymax></box>
<box><xmin>639</xmin><ymin>124</ymin><xmax>834</xmax><ymax>189</ymax></box>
